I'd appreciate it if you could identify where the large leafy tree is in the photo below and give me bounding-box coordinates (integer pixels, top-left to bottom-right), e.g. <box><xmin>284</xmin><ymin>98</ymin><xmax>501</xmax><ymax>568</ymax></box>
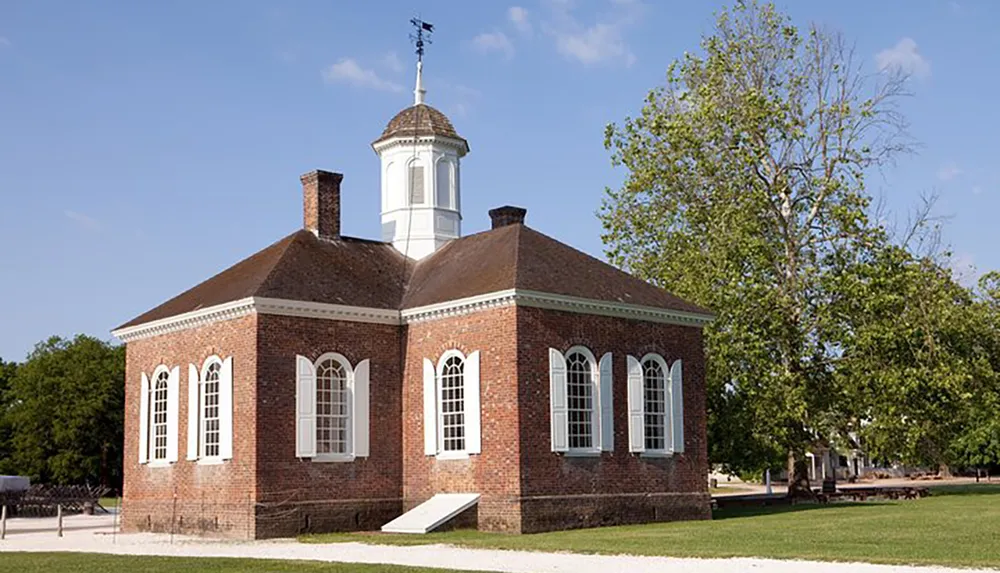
<box><xmin>833</xmin><ymin>246</ymin><xmax>997</xmax><ymax>472</ymax></box>
<box><xmin>4</xmin><ymin>336</ymin><xmax>125</xmax><ymax>488</ymax></box>
<box><xmin>600</xmin><ymin>1</ymin><xmax>909</xmax><ymax>494</ymax></box>
<box><xmin>0</xmin><ymin>358</ymin><xmax>16</xmax><ymax>473</ymax></box>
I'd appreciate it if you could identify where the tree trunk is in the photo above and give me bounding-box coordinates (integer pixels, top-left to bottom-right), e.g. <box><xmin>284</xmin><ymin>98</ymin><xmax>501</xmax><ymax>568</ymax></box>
<box><xmin>787</xmin><ymin>452</ymin><xmax>815</xmax><ymax>499</ymax></box>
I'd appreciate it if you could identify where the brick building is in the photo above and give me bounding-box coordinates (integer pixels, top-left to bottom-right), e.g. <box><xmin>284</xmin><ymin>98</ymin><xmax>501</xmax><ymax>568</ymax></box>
<box><xmin>112</xmin><ymin>63</ymin><xmax>714</xmax><ymax>538</ymax></box>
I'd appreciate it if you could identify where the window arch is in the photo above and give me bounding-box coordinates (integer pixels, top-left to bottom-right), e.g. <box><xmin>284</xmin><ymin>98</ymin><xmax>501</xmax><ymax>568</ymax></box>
<box><xmin>408</xmin><ymin>159</ymin><xmax>425</xmax><ymax>206</ymax></box>
<box><xmin>314</xmin><ymin>352</ymin><xmax>353</xmax><ymax>457</ymax></box>
<box><xmin>437</xmin><ymin>350</ymin><xmax>466</xmax><ymax>453</ymax></box>
<box><xmin>200</xmin><ymin>356</ymin><xmax>223</xmax><ymax>459</ymax></box>
<box><xmin>565</xmin><ymin>346</ymin><xmax>599</xmax><ymax>451</ymax></box>
<box><xmin>640</xmin><ymin>354</ymin><xmax>671</xmax><ymax>452</ymax></box>
<box><xmin>150</xmin><ymin>366</ymin><xmax>170</xmax><ymax>462</ymax></box>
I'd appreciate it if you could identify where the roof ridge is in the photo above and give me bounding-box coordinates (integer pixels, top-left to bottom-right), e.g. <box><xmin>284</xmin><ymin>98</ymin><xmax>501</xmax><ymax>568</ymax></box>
<box><xmin>512</xmin><ymin>224</ymin><xmax>523</xmax><ymax>289</ymax></box>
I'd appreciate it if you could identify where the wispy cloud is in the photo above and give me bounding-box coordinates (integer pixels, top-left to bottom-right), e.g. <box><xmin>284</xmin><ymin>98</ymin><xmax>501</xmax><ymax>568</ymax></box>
<box><xmin>875</xmin><ymin>38</ymin><xmax>931</xmax><ymax>79</ymax></box>
<box><xmin>544</xmin><ymin>0</ymin><xmax>642</xmax><ymax>67</ymax></box>
<box><xmin>937</xmin><ymin>161</ymin><xmax>963</xmax><ymax>182</ymax></box>
<box><xmin>322</xmin><ymin>58</ymin><xmax>403</xmax><ymax>92</ymax></box>
<box><xmin>509</xmin><ymin>6</ymin><xmax>532</xmax><ymax>34</ymax></box>
<box><xmin>0</xmin><ymin>36</ymin><xmax>10</xmax><ymax>47</ymax></box>
<box><xmin>972</xmin><ymin>185</ymin><xmax>983</xmax><ymax>195</ymax></box>
<box><xmin>64</xmin><ymin>210</ymin><xmax>101</xmax><ymax>232</ymax></box>
<box><xmin>382</xmin><ymin>51</ymin><xmax>404</xmax><ymax>73</ymax></box>
<box><xmin>473</xmin><ymin>31</ymin><xmax>515</xmax><ymax>60</ymax></box>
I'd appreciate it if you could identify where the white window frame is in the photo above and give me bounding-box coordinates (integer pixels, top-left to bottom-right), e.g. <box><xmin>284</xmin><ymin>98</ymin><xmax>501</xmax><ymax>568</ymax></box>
<box><xmin>639</xmin><ymin>353</ymin><xmax>672</xmax><ymax>457</ymax></box>
<box><xmin>436</xmin><ymin>349</ymin><xmax>468</xmax><ymax>460</ymax></box>
<box><xmin>199</xmin><ymin>355</ymin><xmax>224</xmax><ymax>463</ymax></box>
<box><xmin>564</xmin><ymin>345</ymin><xmax>601</xmax><ymax>456</ymax></box>
<box><xmin>313</xmin><ymin>352</ymin><xmax>355</xmax><ymax>463</ymax></box>
<box><xmin>149</xmin><ymin>365</ymin><xmax>171</xmax><ymax>464</ymax></box>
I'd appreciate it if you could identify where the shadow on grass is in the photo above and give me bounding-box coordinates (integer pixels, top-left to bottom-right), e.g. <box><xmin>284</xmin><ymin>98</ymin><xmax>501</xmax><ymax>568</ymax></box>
<box><xmin>922</xmin><ymin>483</ymin><xmax>1000</xmax><ymax>496</ymax></box>
<box><xmin>713</xmin><ymin>501</ymin><xmax>891</xmax><ymax>520</ymax></box>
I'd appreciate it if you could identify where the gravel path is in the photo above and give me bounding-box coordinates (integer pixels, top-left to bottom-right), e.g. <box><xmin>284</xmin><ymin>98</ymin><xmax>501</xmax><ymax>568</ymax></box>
<box><xmin>0</xmin><ymin>513</ymin><xmax>994</xmax><ymax>573</ymax></box>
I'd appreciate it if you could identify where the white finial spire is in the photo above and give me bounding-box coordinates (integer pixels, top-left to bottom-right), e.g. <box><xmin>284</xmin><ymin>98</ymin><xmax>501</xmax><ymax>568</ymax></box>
<box><xmin>414</xmin><ymin>60</ymin><xmax>426</xmax><ymax>105</ymax></box>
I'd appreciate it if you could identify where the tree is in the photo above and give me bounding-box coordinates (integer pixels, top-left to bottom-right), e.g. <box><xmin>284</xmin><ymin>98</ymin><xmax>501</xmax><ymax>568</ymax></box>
<box><xmin>833</xmin><ymin>245</ymin><xmax>996</xmax><ymax>473</ymax></box>
<box><xmin>4</xmin><ymin>336</ymin><xmax>125</xmax><ymax>488</ymax></box>
<box><xmin>600</xmin><ymin>1</ymin><xmax>909</xmax><ymax>495</ymax></box>
<box><xmin>0</xmin><ymin>358</ymin><xmax>16</xmax><ymax>473</ymax></box>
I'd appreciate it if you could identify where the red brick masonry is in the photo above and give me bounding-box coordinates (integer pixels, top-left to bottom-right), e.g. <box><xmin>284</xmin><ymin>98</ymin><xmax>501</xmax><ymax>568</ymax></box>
<box><xmin>122</xmin><ymin>306</ymin><xmax>709</xmax><ymax>538</ymax></box>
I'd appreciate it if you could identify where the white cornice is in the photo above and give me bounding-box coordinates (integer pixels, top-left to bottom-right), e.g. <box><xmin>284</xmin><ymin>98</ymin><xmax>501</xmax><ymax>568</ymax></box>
<box><xmin>111</xmin><ymin>297</ymin><xmax>257</xmax><ymax>343</ymax></box>
<box><xmin>401</xmin><ymin>290</ymin><xmax>519</xmax><ymax>323</ymax></box>
<box><xmin>112</xmin><ymin>291</ymin><xmax>713</xmax><ymax>343</ymax></box>
<box><xmin>371</xmin><ymin>134</ymin><xmax>469</xmax><ymax>155</ymax></box>
<box><xmin>253</xmin><ymin>297</ymin><xmax>400</xmax><ymax>325</ymax></box>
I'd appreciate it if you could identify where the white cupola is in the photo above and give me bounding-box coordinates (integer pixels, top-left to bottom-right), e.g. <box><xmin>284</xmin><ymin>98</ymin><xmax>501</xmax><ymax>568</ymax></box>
<box><xmin>372</xmin><ymin>60</ymin><xmax>469</xmax><ymax>260</ymax></box>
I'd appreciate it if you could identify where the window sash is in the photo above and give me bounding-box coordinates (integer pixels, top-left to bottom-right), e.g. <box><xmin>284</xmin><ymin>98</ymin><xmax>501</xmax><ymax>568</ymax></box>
<box><xmin>151</xmin><ymin>373</ymin><xmax>169</xmax><ymax>461</ymax></box>
<box><xmin>316</xmin><ymin>359</ymin><xmax>350</xmax><ymax>455</ymax></box>
<box><xmin>201</xmin><ymin>362</ymin><xmax>222</xmax><ymax>458</ymax></box>
<box><xmin>566</xmin><ymin>352</ymin><xmax>594</xmax><ymax>450</ymax></box>
<box><xmin>642</xmin><ymin>360</ymin><xmax>667</xmax><ymax>451</ymax></box>
<box><xmin>439</xmin><ymin>356</ymin><xmax>466</xmax><ymax>453</ymax></box>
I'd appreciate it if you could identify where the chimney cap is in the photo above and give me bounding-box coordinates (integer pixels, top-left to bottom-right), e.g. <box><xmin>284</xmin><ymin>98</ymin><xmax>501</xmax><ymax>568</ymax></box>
<box><xmin>300</xmin><ymin>169</ymin><xmax>343</xmax><ymax>184</ymax></box>
<box><xmin>489</xmin><ymin>205</ymin><xmax>527</xmax><ymax>229</ymax></box>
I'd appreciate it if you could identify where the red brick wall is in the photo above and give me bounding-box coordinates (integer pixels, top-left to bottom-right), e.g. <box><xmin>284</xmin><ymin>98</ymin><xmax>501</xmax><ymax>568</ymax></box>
<box><xmin>514</xmin><ymin>306</ymin><xmax>710</xmax><ymax>531</ymax></box>
<box><xmin>253</xmin><ymin>314</ymin><xmax>404</xmax><ymax>536</ymax></box>
<box><xmin>121</xmin><ymin>315</ymin><xmax>259</xmax><ymax>538</ymax></box>
<box><xmin>401</xmin><ymin>306</ymin><xmax>522</xmax><ymax>531</ymax></box>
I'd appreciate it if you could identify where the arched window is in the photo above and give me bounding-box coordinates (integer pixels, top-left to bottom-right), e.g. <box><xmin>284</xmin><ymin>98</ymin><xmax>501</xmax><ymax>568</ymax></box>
<box><xmin>565</xmin><ymin>348</ymin><xmax>596</xmax><ymax>450</ymax></box>
<box><xmin>641</xmin><ymin>355</ymin><xmax>669</xmax><ymax>452</ymax></box>
<box><xmin>151</xmin><ymin>369</ymin><xmax>170</xmax><ymax>462</ymax></box>
<box><xmin>438</xmin><ymin>353</ymin><xmax>465</xmax><ymax>453</ymax></box>
<box><xmin>435</xmin><ymin>158</ymin><xmax>452</xmax><ymax>209</ymax></box>
<box><xmin>201</xmin><ymin>360</ymin><xmax>222</xmax><ymax>458</ymax></box>
<box><xmin>315</xmin><ymin>354</ymin><xmax>351</xmax><ymax>456</ymax></box>
<box><xmin>408</xmin><ymin>161</ymin><xmax>425</xmax><ymax>205</ymax></box>
<box><xmin>295</xmin><ymin>353</ymin><xmax>370</xmax><ymax>461</ymax></box>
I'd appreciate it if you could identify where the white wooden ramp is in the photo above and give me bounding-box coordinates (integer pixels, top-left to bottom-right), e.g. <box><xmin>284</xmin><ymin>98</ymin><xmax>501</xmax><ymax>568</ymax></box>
<box><xmin>381</xmin><ymin>493</ymin><xmax>480</xmax><ymax>534</ymax></box>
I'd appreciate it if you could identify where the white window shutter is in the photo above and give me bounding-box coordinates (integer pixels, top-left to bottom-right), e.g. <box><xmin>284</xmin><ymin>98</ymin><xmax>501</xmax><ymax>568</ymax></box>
<box><xmin>219</xmin><ymin>357</ymin><xmax>234</xmax><ymax>460</ymax></box>
<box><xmin>139</xmin><ymin>373</ymin><xmax>150</xmax><ymax>464</ymax></box>
<box><xmin>295</xmin><ymin>355</ymin><xmax>316</xmax><ymax>458</ymax></box>
<box><xmin>671</xmin><ymin>359</ymin><xmax>684</xmax><ymax>454</ymax></box>
<box><xmin>186</xmin><ymin>364</ymin><xmax>199</xmax><ymax>461</ymax></box>
<box><xmin>423</xmin><ymin>358</ymin><xmax>437</xmax><ymax>456</ymax></box>
<box><xmin>465</xmin><ymin>351</ymin><xmax>482</xmax><ymax>454</ymax></box>
<box><xmin>627</xmin><ymin>355</ymin><xmax>645</xmax><ymax>453</ymax></box>
<box><xmin>599</xmin><ymin>352</ymin><xmax>614</xmax><ymax>452</ymax></box>
<box><xmin>549</xmin><ymin>348</ymin><xmax>568</xmax><ymax>452</ymax></box>
<box><xmin>353</xmin><ymin>359</ymin><xmax>370</xmax><ymax>458</ymax></box>
<box><xmin>166</xmin><ymin>366</ymin><xmax>180</xmax><ymax>463</ymax></box>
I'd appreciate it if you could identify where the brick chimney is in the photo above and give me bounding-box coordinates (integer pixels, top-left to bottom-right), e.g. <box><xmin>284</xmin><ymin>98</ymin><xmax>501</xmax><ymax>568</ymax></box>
<box><xmin>301</xmin><ymin>170</ymin><xmax>342</xmax><ymax>239</ymax></box>
<box><xmin>489</xmin><ymin>206</ymin><xmax>527</xmax><ymax>229</ymax></box>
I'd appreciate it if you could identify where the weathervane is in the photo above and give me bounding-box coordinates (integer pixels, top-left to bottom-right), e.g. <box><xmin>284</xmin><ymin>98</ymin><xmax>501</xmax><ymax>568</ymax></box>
<box><xmin>410</xmin><ymin>17</ymin><xmax>434</xmax><ymax>62</ymax></box>
<box><xmin>409</xmin><ymin>17</ymin><xmax>433</xmax><ymax>105</ymax></box>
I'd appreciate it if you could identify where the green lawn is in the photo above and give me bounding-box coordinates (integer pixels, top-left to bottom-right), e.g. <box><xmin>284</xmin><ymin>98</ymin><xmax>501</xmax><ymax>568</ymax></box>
<box><xmin>2</xmin><ymin>553</ymin><xmax>471</xmax><ymax>573</ymax></box>
<box><xmin>302</xmin><ymin>484</ymin><xmax>1000</xmax><ymax>569</ymax></box>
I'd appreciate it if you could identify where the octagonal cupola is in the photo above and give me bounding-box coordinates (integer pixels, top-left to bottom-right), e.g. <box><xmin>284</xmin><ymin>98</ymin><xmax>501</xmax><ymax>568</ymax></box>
<box><xmin>372</xmin><ymin>60</ymin><xmax>469</xmax><ymax>260</ymax></box>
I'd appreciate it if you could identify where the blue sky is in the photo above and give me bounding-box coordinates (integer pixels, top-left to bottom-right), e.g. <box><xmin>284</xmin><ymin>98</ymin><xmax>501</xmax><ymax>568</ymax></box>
<box><xmin>0</xmin><ymin>0</ymin><xmax>996</xmax><ymax>360</ymax></box>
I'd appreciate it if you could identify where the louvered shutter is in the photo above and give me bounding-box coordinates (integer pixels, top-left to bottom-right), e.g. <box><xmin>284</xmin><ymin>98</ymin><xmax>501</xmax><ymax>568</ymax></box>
<box><xmin>465</xmin><ymin>351</ymin><xmax>482</xmax><ymax>454</ymax></box>
<box><xmin>627</xmin><ymin>355</ymin><xmax>645</xmax><ymax>453</ymax></box>
<box><xmin>353</xmin><ymin>359</ymin><xmax>370</xmax><ymax>458</ymax></box>
<box><xmin>599</xmin><ymin>352</ymin><xmax>614</xmax><ymax>452</ymax></box>
<box><xmin>219</xmin><ymin>357</ymin><xmax>234</xmax><ymax>460</ymax></box>
<box><xmin>423</xmin><ymin>358</ymin><xmax>437</xmax><ymax>456</ymax></box>
<box><xmin>166</xmin><ymin>366</ymin><xmax>180</xmax><ymax>463</ymax></box>
<box><xmin>186</xmin><ymin>364</ymin><xmax>199</xmax><ymax>460</ymax></box>
<box><xmin>295</xmin><ymin>355</ymin><xmax>316</xmax><ymax>458</ymax></box>
<box><xmin>549</xmin><ymin>348</ymin><xmax>568</xmax><ymax>452</ymax></box>
<box><xmin>671</xmin><ymin>359</ymin><xmax>684</xmax><ymax>454</ymax></box>
<box><xmin>139</xmin><ymin>373</ymin><xmax>150</xmax><ymax>464</ymax></box>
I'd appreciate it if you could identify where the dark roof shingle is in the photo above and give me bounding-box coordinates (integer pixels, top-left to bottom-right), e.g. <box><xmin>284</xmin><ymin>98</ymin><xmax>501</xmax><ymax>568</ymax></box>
<box><xmin>373</xmin><ymin>104</ymin><xmax>468</xmax><ymax>150</ymax></box>
<box><xmin>118</xmin><ymin>224</ymin><xmax>709</xmax><ymax>331</ymax></box>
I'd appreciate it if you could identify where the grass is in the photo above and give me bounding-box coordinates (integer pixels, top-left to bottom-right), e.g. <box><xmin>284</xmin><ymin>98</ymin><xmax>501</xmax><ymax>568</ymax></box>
<box><xmin>1</xmin><ymin>553</ymin><xmax>472</xmax><ymax>572</ymax></box>
<box><xmin>301</xmin><ymin>484</ymin><xmax>1000</xmax><ymax>569</ymax></box>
